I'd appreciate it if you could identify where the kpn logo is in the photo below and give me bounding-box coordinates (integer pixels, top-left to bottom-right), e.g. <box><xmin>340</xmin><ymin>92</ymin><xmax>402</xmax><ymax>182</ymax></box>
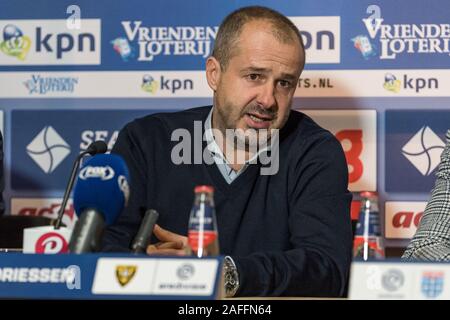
<box><xmin>141</xmin><ymin>74</ymin><xmax>194</xmax><ymax>95</ymax></box>
<box><xmin>383</xmin><ymin>73</ymin><xmax>401</xmax><ymax>93</ymax></box>
<box><xmin>0</xmin><ymin>19</ymin><xmax>100</xmax><ymax>65</ymax></box>
<box><xmin>383</xmin><ymin>73</ymin><xmax>438</xmax><ymax>94</ymax></box>
<box><xmin>402</xmin><ymin>126</ymin><xmax>445</xmax><ymax>176</ymax></box>
<box><xmin>141</xmin><ymin>74</ymin><xmax>159</xmax><ymax>93</ymax></box>
<box><xmin>0</xmin><ymin>24</ymin><xmax>31</xmax><ymax>60</ymax></box>
<box><xmin>26</xmin><ymin>126</ymin><xmax>71</xmax><ymax>174</ymax></box>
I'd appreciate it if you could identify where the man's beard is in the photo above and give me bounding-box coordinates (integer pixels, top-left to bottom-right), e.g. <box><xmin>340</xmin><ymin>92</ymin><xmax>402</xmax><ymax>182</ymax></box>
<box><xmin>214</xmin><ymin>100</ymin><xmax>287</xmax><ymax>150</ymax></box>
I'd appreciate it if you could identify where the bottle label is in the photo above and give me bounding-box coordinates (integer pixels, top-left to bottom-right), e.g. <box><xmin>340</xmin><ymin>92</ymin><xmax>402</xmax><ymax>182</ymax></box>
<box><xmin>355</xmin><ymin>210</ymin><xmax>381</xmax><ymax>236</ymax></box>
<box><xmin>353</xmin><ymin>236</ymin><xmax>385</xmax><ymax>258</ymax></box>
<box><xmin>187</xmin><ymin>204</ymin><xmax>218</xmax><ymax>251</ymax></box>
<box><xmin>188</xmin><ymin>230</ymin><xmax>217</xmax><ymax>251</ymax></box>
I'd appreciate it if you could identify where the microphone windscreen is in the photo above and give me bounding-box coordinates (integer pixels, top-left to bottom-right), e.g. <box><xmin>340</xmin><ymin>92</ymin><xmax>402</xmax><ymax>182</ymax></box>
<box><xmin>73</xmin><ymin>154</ymin><xmax>130</xmax><ymax>225</ymax></box>
<box><xmin>88</xmin><ymin>140</ymin><xmax>108</xmax><ymax>155</ymax></box>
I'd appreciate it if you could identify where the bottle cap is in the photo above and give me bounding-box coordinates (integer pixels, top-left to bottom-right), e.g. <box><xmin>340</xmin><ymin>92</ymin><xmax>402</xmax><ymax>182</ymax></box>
<box><xmin>360</xmin><ymin>191</ymin><xmax>378</xmax><ymax>198</ymax></box>
<box><xmin>194</xmin><ymin>185</ymin><xmax>214</xmax><ymax>194</ymax></box>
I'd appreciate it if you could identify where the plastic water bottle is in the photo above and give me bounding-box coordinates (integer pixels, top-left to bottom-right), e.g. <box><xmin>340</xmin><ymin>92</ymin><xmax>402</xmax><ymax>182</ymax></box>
<box><xmin>353</xmin><ymin>191</ymin><xmax>385</xmax><ymax>260</ymax></box>
<box><xmin>186</xmin><ymin>185</ymin><xmax>219</xmax><ymax>257</ymax></box>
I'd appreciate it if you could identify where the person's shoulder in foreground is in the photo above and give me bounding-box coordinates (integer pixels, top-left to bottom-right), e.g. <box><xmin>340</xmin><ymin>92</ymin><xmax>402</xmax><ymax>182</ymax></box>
<box><xmin>402</xmin><ymin>130</ymin><xmax>450</xmax><ymax>261</ymax></box>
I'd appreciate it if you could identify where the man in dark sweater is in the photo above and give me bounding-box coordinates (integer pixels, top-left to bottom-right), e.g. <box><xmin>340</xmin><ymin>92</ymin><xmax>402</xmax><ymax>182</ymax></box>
<box><xmin>102</xmin><ymin>6</ymin><xmax>352</xmax><ymax>297</ymax></box>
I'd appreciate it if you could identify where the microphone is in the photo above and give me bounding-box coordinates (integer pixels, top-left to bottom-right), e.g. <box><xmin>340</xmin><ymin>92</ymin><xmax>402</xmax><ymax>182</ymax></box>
<box><xmin>69</xmin><ymin>153</ymin><xmax>130</xmax><ymax>253</ymax></box>
<box><xmin>54</xmin><ymin>140</ymin><xmax>108</xmax><ymax>229</ymax></box>
<box><xmin>131</xmin><ymin>209</ymin><xmax>159</xmax><ymax>254</ymax></box>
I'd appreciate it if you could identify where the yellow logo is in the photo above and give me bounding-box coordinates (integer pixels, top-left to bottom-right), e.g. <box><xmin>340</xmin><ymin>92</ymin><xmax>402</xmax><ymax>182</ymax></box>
<box><xmin>383</xmin><ymin>73</ymin><xmax>401</xmax><ymax>93</ymax></box>
<box><xmin>0</xmin><ymin>25</ymin><xmax>31</xmax><ymax>61</ymax></box>
<box><xmin>141</xmin><ymin>75</ymin><xmax>159</xmax><ymax>94</ymax></box>
<box><xmin>115</xmin><ymin>265</ymin><xmax>137</xmax><ymax>287</ymax></box>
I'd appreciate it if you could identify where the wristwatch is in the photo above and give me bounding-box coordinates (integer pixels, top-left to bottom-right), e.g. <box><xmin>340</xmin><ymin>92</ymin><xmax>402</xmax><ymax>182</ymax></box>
<box><xmin>223</xmin><ymin>256</ymin><xmax>240</xmax><ymax>297</ymax></box>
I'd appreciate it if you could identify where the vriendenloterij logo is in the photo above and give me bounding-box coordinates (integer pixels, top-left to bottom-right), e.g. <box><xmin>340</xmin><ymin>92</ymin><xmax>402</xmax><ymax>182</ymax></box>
<box><xmin>111</xmin><ymin>37</ymin><xmax>134</xmax><ymax>61</ymax></box>
<box><xmin>23</xmin><ymin>74</ymin><xmax>78</xmax><ymax>95</ymax></box>
<box><xmin>356</xmin><ymin>15</ymin><xmax>450</xmax><ymax>60</ymax></box>
<box><xmin>26</xmin><ymin>126</ymin><xmax>71</xmax><ymax>174</ymax></box>
<box><xmin>351</xmin><ymin>34</ymin><xmax>376</xmax><ymax>60</ymax></box>
<box><xmin>114</xmin><ymin>21</ymin><xmax>217</xmax><ymax>62</ymax></box>
<box><xmin>402</xmin><ymin>126</ymin><xmax>445</xmax><ymax>176</ymax></box>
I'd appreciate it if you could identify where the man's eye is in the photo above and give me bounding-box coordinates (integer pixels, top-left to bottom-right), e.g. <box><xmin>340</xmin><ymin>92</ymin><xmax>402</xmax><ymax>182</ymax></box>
<box><xmin>247</xmin><ymin>74</ymin><xmax>260</xmax><ymax>81</ymax></box>
<box><xmin>278</xmin><ymin>80</ymin><xmax>292</xmax><ymax>88</ymax></box>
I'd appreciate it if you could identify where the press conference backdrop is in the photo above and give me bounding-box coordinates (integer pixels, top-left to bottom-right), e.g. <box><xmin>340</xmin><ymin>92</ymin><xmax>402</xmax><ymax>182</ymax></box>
<box><xmin>0</xmin><ymin>0</ymin><xmax>449</xmax><ymax>250</ymax></box>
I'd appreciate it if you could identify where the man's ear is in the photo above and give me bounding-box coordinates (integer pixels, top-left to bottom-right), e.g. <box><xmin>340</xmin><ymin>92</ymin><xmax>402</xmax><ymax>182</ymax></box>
<box><xmin>206</xmin><ymin>56</ymin><xmax>221</xmax><ymax>91</ymax></box>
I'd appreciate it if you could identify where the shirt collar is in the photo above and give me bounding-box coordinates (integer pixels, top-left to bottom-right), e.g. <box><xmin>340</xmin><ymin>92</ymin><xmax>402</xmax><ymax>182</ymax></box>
<box><xmin>204</xmin><ymin>107</ymin><xmax>272</xmax><ymax>166</ymax></box>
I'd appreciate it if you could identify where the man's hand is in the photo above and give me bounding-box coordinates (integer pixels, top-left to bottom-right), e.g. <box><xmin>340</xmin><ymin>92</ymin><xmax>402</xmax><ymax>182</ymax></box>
<box><xmin>146</xmin><ymin>224</ymin><xmax>188</xmax><ymax>256</ymax></box>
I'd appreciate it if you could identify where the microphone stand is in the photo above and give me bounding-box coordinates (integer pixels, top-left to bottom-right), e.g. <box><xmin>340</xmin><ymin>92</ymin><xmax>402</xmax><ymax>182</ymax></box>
<box><xmin>54</xmin><ymin>152</ymin><xmax>88</xmax><ymax>229</ymax></box>
<box><xmin>54</xmin><ymin>141</ymin><xmax>108</xmax><ymax>229</ymax></box>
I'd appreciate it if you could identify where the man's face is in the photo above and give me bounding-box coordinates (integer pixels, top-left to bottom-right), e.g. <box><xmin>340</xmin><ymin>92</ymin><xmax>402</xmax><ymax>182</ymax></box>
<box><xmin>207</xmin><ymin>20</ymin><xmax>304</xmax><ymax>143</ymax></box>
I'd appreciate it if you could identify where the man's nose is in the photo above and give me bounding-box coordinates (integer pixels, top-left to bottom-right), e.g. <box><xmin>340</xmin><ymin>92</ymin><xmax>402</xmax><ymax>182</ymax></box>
<box><xmin>256</xmin><ymin>83</ymin><xmax>276</xmax><ymax>109</ymax></box>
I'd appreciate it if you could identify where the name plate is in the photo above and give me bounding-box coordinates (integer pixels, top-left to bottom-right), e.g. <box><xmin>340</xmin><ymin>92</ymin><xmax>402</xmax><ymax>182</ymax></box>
<box><xmin>0</xmin><ymin>253</ymin><xmax>223</xmax><ymax>299</ymax></box>
<box><xmin>349</xmin><ymin>260</ymin><xmax>450</xmax><ymax>299</ymax></box>
<box><xmin>92</xmin><ymin>257</ymin><xmax>220</xmax><ymax>297</ymax></box>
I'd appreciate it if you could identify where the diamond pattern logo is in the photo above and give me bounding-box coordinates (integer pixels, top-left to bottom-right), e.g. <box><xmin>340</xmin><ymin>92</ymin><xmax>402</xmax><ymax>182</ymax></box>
<box><xmin>402</xmin><ymin>126</ymin><xmax>445</xmax><ymax>176</ymax></box>
<box><xmin>26</xmin><ymin>126</ymin><xmax>71</xmax><ymax>174</ymax></box>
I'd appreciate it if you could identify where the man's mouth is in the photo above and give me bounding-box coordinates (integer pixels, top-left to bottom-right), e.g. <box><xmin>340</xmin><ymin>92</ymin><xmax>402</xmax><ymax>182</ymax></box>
<box><xmin>244</xmin><ymin>112</ymin><xmax>274</xmax><ymax>129</ymax></box>
<box><xmin>247</xmin><ymin>112</ymin><xmax>273</xmax><ymax>122</ymax></box>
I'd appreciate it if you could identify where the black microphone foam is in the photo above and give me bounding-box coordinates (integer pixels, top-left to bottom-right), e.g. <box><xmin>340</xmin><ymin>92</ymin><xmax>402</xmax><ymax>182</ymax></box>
<box><xmin>86</xmin><ymin>140</ymin><xmax>108</xmax><ymax>155</ymax></box>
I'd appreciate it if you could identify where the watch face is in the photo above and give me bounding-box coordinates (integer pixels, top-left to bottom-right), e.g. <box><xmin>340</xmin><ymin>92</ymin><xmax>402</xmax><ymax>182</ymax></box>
<box><xmin>224</xmin><ymin>258</ymin><xmax>239</xmax><ymax>297</ymax></box>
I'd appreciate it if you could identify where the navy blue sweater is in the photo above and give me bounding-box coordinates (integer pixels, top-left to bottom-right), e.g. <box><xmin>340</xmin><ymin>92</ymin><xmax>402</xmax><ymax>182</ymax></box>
<box><xmin>102</xmin><ymin>106</ymin><xmax>353</xmax><ymax>297</ymax></box>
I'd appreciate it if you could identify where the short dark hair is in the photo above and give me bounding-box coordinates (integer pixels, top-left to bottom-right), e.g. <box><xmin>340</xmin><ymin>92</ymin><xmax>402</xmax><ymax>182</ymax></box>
<box><xmin>212</xmin><ymin>6</ymin><xmax>305</xmax><ymax>70</ymax></box>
